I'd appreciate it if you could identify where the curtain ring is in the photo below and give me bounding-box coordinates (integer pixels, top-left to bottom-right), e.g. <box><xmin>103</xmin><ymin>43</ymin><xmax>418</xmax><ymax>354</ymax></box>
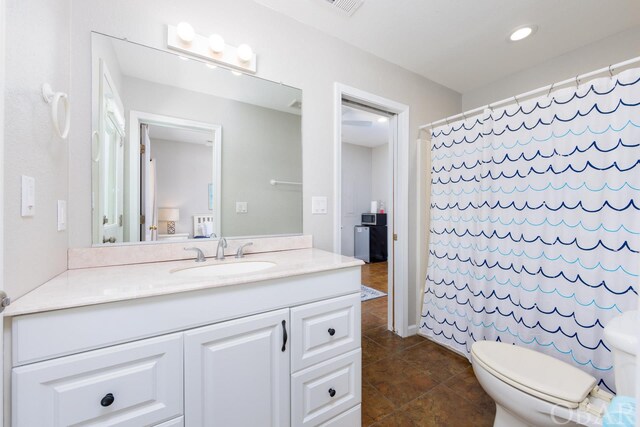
<box><xmin>462</xmin><ymin>112</ymin><xmax>467</xmax><ymax>121</ymax></box>
<box><xmin>445</xmin><ymin>118</ymin><xmax>450</xmax><ymax>126</ymax></box>
<box><xmin>488</xmin><ymin>103</ymin><xmax>494</xmax><ymax>113</ymax></box>
<box><xmin>547</xmin><ymin>82</ymin><xmax>555</xmax><ymax>98</ymax></box>
<box><xmin>513</xmin><ymin>95</ymin><xmax>520</xmax><ymax>107</ymax></box>
<box><xmin>575</xmin><ymin>75</ymin><xmax>580</xmax><ymax>88</ymax></box>
<box><xmin>608</xmin><ymin>65</ymin><xmax>614</xmax><ymax>79</ymax></box>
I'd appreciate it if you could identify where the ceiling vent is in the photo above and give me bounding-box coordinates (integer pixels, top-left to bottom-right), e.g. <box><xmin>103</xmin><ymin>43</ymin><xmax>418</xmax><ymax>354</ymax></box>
<box><xmin>323</xmin><ymin>0</ymin><xmax>364</xmax><ymax>16</ymax></box>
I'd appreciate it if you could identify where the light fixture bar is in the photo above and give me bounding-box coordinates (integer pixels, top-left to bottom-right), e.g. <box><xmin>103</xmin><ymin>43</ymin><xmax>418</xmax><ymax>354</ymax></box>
<box><xmin>167</xmin><ymin>25</ymin><xmax>257</xmax><ymax>73</ymax></box>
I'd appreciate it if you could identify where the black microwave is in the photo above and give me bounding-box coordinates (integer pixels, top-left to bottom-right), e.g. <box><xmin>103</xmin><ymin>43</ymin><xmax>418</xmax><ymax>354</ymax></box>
<box><xmin>362</xmin><ymin>213</ymin><xmax>387</xmax><ymax>226</ymax></box>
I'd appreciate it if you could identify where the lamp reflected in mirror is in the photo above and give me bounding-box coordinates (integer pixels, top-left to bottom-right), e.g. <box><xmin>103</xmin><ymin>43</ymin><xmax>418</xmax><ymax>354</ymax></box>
<box><xmin>158</xmin><ymin>208</ymin><xmax>180</xmax><ymax>234</ymax></box>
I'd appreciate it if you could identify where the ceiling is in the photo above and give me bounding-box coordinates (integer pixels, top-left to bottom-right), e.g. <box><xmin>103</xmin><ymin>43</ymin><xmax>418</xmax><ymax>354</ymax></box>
<box><xmin>252</xmin><ymin>0</ymin><xmax>640</xmax><ymax>93</ymax></box>
<box><xmin>341</xmin><ymin>105</ymin><xmax>388</xmax><ymax>148</ymax></box>
<box><xmin>148</xmin><ymin>124</ymin><xmax>213</xmax><ymax>146</ymax></box>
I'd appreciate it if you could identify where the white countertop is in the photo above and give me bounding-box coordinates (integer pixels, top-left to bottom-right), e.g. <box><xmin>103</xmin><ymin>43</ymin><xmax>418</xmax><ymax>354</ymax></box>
<box><xmin>6</xmin><ymin>249</ymin><xmax>363</xmax><ymax>317</ymax></box>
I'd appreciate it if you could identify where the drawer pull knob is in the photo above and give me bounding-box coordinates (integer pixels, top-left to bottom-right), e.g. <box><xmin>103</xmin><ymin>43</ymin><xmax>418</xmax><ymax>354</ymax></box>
<box><xmin>328</xmin><ymin>328</ymin><xmax>336</xmax><ymax>336</ymax></box>
<box><xmin>328</xmin><ymin>388</ymin><xmax>336</xmax><ymax>398</ymax></box>
<box><xmin>100</xmin><ymin>393</ymin><xmax>115</xmax><ymax>407</ymax></box>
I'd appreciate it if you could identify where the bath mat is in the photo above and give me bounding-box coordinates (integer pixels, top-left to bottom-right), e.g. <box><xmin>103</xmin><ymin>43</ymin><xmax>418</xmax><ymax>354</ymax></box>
<box><xmin>361</xmin><ymin>285</ymin><xmax>387</xmax><ymax>302</ymax></box>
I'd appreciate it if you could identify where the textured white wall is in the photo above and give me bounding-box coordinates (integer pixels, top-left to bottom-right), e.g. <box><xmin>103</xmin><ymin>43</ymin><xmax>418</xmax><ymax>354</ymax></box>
<box><xmin>120</xmin><ymin>76</ymin><xmax>302</xmax><ymax>238</ymax></box>
<box><xmin>4</xmin><ymin>0</ymin><xmax>71</xmax><ymax>299</ymax></box>
<box><xmin>67</xmin><ymin>0</ymin><xmax>461</xmax><ymax>325</ymax></box>
<box><xmin>340</xmin><ymin>143</ymin><xmax>372</xmax><ymax>257</ymax></box>
<box><xmin>462</xmin><ymin>26</ymin><xmax>640</xmax><ymax>110</ymax></box>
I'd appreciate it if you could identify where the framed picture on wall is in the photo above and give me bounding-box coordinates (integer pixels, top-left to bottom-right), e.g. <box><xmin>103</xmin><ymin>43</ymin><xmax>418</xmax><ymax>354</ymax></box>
<box><xmin>208</xmin><ymin>183</ymin><xmax>213</xmax><ymax>210</ymax></box>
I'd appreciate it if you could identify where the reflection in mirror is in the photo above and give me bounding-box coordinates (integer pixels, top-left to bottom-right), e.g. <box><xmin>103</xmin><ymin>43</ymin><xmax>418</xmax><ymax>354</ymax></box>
<box><xmin>91</xmin><ymin>33</ymin><xmax>303</xmax><ymax>246</ymax></box>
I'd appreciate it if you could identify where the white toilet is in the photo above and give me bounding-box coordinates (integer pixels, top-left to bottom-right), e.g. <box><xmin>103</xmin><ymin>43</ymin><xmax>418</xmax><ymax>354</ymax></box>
<box><xmin>471</xmin><ymin>310</ymin><xmax>638</xmax><ymax>427</ymax></box>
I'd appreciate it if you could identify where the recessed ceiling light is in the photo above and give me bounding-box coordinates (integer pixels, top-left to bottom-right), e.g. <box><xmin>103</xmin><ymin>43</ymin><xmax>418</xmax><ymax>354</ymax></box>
<box><xmin>508</xmin><ymin>25</ymin><xmax>537</xmax><ymax>42</ymax></box>
<box><xmin>377</xmin><ymin>117</ymin><xmax>388</xmax><ymax>123</ymax></box>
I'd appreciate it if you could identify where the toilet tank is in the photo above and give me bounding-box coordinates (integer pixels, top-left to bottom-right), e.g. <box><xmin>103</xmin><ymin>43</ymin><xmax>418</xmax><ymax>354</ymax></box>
<box><xmin>604</xmin><ymin>310</ymin><xmax>638</xmax><ymax>397</ymax></box>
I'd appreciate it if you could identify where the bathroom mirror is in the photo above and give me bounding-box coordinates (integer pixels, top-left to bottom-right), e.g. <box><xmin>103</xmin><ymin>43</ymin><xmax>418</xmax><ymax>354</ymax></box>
<box><xmin>91</xmin><ymin>33</ymin><xmax>302</xmax><ymax>245</ymax></box>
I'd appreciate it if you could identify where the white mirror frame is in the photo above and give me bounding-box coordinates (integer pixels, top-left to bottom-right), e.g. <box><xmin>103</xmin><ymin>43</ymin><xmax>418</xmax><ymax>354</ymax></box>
<box><xmin>126</xmin><ymin>111</ymin><xmax>222</xmax><ymax>243</ymax></box>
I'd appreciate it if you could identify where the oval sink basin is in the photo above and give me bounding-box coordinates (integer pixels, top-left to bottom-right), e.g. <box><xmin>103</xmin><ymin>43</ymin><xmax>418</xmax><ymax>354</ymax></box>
<box><xmin>172</xmin><ymin>261</ymin><xmax>276</xmax><ymax>277</ymax></box>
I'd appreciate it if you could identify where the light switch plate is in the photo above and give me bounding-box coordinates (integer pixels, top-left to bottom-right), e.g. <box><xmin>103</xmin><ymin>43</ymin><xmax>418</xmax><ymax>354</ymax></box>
<box><xmin>235</xmin><ymin>201</ymin><xmax>248</xmax><ymax>214</ymax></box>
<box><xmin>57</xmin><ymin>200</ymin><xmax>67</xmax><ymax>231</ymax></box>
<box><xmin>311</xmin><ymin>196</ymin><xmax>328</xmax><ymax>214</ymax></box>
<box><xmin>21</xmin><ymin>175</ymin><xmax>35</xmax><ymax>217</ymax></box>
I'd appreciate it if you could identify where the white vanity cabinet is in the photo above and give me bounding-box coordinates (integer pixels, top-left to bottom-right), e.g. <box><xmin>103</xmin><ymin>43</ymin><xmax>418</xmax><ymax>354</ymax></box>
<box><xmin>9</xmin><ymin>265</ymin><xmax>362</xmax><ymax>427</ymax></box>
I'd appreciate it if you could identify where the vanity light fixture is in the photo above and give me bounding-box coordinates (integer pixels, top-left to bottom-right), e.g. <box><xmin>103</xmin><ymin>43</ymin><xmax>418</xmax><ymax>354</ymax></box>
<box><xmin>508</xmin><ymin>25</ymin><xmax>537</xmax><ymax>42</ymax></box>
<box><xmin>176</xmin><ymin>22</ymin><xmax>195</xmax><ymax>43</ymax></box>
<box><xmin>167</xmin><ymin>24</ymin><xmax>257</xmax><ymax>73</ymax></box>
<box><xmin>208</xmin><ymin>34</ymin><xmax>225</xmax><ymax>54</ymax></box>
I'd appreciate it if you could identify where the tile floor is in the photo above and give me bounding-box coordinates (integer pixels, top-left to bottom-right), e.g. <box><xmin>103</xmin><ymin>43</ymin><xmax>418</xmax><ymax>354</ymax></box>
<box><xmin>360</xmin><ymin>262</ymin><xmax>496</xmax><ymax>426</ymax></box>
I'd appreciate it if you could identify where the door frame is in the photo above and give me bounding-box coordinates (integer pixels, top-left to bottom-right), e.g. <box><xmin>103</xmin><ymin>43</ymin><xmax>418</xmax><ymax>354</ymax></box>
<box><xmin>333</xmin><ymin>83</ymin><xmax>410</xmax><ymax>336</ymax></box>
<box><xmin>128</xmin><ymin>111</ymin><xmax>222</xmax><ymax>241</ymax></box>
<box><xmin>0</xmin><ymin>0</ymin><xmax>5</xmax><ymax>422</ymax></box>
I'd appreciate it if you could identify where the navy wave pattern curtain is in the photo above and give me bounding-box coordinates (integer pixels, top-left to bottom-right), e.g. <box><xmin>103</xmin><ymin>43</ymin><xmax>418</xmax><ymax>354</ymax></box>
<box><xmin>420</xmin><ymin>68</ymin><xmax>640</xmax><ymax>393</ymax></box>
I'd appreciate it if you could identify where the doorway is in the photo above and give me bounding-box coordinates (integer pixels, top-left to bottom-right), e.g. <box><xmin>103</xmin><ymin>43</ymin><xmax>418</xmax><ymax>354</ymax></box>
<box><xmin>339</xmin><ymin>103</ymin><xmax>391</xmax><ymax>327</ymax></box>
<box><xmin>333</xmin><ymin>84</ymin><xmax>410</xmax><ymax>336</ymax></box>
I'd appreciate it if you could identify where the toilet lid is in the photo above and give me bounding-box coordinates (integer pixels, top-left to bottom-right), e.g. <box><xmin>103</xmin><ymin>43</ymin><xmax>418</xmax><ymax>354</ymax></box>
<box><xmin>471</xmin><ymin>341</ymin><xmax>597</xmax><ymax>409</ymax></box>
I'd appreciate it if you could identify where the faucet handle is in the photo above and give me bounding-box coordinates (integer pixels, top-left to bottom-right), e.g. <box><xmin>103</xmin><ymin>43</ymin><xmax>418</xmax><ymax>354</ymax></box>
<box><xmin>184</xmin><ymin>247</ymin><xmax>206</xmax><ymax>262</ymax></box>
<box><xmin>235</xmin><ymin>242</ymin><xmax>253</xmax><ymax>258</ymax></box>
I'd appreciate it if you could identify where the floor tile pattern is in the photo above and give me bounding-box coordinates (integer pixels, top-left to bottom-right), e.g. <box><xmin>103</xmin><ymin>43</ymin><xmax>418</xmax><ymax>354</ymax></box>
<box><xmin>360</xmin><ymin>262</ymin><xmax>496</xmax><ymax>426</ymax></box>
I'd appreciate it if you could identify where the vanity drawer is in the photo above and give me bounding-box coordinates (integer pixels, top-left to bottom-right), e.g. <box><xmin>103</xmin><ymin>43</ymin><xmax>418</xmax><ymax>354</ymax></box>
<box><xmin>319</xmin><ymin>405</ymin><xmax>361</xmax><ymax>426</ymax></box>
<box><xmin>291</xmin><ymin>349</ymin><xmax>361</xmax><ymax>426</ymax></box>
<box><xmin>12</xmin><ymin>333</ymin><xmax>183</xmax><ymax>427</ymax></box>
<box><xmin>291</xmin><ymin>293</ymin><xmax>360</xmax><ymax>371</ymax></box>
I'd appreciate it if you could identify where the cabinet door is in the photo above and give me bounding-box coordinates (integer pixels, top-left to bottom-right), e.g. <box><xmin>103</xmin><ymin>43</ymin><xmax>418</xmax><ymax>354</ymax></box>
<box><xmin>185</xmin><ymin>309</ymin><xmax>290</xmax><ymax>427</ymax></box>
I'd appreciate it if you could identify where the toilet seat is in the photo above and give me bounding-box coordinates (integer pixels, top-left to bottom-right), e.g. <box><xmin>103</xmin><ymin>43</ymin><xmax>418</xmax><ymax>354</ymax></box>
<box><xmin>471</xmin><ymin>341</ymin><xmax>599</xmax><ymax>410</ymax></box>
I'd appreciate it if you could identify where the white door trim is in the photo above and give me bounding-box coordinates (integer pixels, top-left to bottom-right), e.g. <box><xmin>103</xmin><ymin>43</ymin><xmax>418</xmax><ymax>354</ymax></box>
<box><xmin>128</xmin><ymin>111</ymin><xmax>222</xmax><ymax>241</ymax></box>
<box><xmin>0</xmin><ymin>0</ymin><xmax>5</xmax><ymax>422</ymax></box>
<box><xmin>333</xmin><ymin>83</ymin><xmax>410</xmax><ymax>336</ymax></box>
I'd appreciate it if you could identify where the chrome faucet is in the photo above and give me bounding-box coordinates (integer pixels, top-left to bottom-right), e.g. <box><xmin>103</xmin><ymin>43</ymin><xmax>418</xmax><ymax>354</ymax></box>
<box><xmin>185</xmin><ymin>247</ymin><xmax>206</xmax><ymax>263</ymax></box>
<box><xmin>216</xmin><ymin>237</ymin><xmax>228</xmax><ymax>260</ymax></box>
<box><xmin>235</xmin><ymin>242</ymin><xmax>253</xmax><ymax>258</ymax></box>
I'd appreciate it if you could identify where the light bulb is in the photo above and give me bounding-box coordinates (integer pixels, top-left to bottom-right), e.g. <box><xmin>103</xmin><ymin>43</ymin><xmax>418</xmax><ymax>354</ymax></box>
<box><xmin>237</xmin><ymin>44</ymin><xmax>253</xmax><ymax>63</ymax></box>
<box><xmin>209</xmin><ymin>34</ymin><xmax>225</xmax><ymax>54</ymax></box>
<box><xmin>176</xmin><ymin>22</ymin><xmax>195</xmax><ymax>43</ymax></box>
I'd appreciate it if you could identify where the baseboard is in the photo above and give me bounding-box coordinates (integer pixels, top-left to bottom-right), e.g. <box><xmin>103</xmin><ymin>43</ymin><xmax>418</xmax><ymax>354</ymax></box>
<box><xmin>407</xmin><ymin>324</ymin><xmax>418</xmax><ymax>336</ymax></box>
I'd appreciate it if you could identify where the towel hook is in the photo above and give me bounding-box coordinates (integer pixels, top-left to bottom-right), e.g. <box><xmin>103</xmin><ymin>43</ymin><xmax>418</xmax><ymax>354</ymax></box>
<box><xmin>42</xmin><ymin>83</ymin><xmax>70</xmax><ymax>140</ymax></box>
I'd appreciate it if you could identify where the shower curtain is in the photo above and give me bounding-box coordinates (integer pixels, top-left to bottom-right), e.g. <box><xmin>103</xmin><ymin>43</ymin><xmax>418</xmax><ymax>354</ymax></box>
<box><xmin>420</xmin><ymin>67</ymin><xmax>640</xmax><ymax>393</ymax></box>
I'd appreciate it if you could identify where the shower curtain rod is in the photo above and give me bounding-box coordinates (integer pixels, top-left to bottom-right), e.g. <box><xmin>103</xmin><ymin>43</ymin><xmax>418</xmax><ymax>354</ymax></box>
<box><xmin>419</xmin><ymin>55</ymin><xmax>640</xmax><ymax>131</ymax></box>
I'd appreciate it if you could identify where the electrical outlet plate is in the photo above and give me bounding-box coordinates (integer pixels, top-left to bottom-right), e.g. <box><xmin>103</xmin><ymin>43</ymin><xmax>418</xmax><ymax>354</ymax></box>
<box><xmin>311</xmin><ymin>196</ymin><xmax>328</xmax><ymax>214</ymax></box>
<box><xmin>235</xmin><ymin>201</ymin><xmax>248</xmax><ymax>214</ymax></box>
<box><xmin>57</xmin><ymin>200</ymin><xmax>67</xmax><ymax>231</ymax></box>
<box><xmin>21</xmin><ymin>176</ymin><xmax>35</xmax><ymax>217</ymax></box>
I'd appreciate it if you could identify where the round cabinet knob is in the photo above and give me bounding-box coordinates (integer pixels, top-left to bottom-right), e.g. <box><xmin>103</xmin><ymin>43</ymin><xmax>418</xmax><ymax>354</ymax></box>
<box><xmin>100</xmin><ymin>393</ymin><xmax>115</xmax><ymax>407</ymax></box>
<box><xmin>328</xmin><ymin>328</ymin><xmax>336</xmax><ymax>336</ymax></box>
<box><xmin>328</xmin><ymin>388</ymin><xmax>336</xmax><ymax>397</ymax></box>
